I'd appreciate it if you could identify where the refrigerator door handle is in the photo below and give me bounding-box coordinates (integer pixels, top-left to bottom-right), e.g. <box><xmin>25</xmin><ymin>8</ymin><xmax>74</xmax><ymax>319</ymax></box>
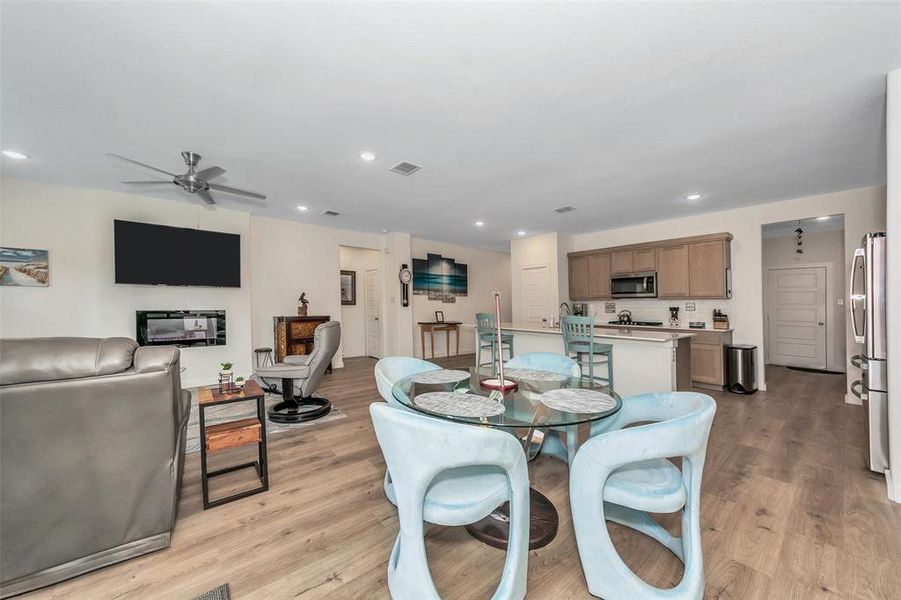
<box><xmin>849</xmin><ymin>247</ymin><xmax>866</xmax><ymax>344</ymax></box>
<box><xmin>851</xmin><ymin>354</ymin><xmax>868</xmax><ymax>371</ymax></box>
<box><xmin>851</xmin><ymin>380</ymin><xmax>867</xmax><ymax>400</ymax></box>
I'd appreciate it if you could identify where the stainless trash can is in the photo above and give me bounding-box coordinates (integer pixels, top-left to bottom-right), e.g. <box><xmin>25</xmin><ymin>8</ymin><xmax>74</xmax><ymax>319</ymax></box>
<box><xmin>726</xmin><ymin>344</ymin><xmax>758</xmax><ymax>394</ymax></box>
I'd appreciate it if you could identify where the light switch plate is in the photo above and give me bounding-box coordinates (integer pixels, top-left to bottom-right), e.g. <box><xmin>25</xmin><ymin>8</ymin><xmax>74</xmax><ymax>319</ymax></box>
<box><xmin>605</xmin><ymin>301</ymin><xmax>616</xmax><ymax>313</ymax></box>
<box><xmin>685</xmin><ymin>302</ymin><xmax>696</xmax><ymax>312</ymax></box>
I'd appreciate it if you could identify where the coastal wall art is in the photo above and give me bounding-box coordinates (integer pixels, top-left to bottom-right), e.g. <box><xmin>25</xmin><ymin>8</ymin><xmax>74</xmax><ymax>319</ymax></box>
<box><xmin>412</xmin><ymin>253</ymin><xmax>467</xmax><ymax>303</ymax></box>
<box><xmin>0</xmin><ymin>247</ymin><xmax>49</xmax><ymax>286</ymax></box>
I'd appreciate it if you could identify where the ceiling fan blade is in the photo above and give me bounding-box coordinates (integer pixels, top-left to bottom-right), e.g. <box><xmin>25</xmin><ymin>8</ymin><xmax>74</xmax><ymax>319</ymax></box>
<box><xmin>122</xmin><ymin>180</ymin><xmax>172</xmax><ymax>185</ymax></box>
<box><xmin>196</xmin><ymin>166</ymin><xmax>226</xmax><ymax>181</ymax></box>
<box><xmin>197</xmin><ymin>189</ymin><xmax>216</xmax><ymax>205</ymax></box>
<box><xmin>108</xmin><ymin>153</ymin><xmax>176</xmax><ymax>177</ymax></box>
<box><xmin>208</xmin><ymin>183</ymin><xmax>266</xmax><ymax>200</ymax></box>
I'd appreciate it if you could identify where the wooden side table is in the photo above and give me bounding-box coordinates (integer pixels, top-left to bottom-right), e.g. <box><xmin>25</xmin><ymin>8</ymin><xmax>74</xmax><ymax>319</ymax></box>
<box><xmin>196</xmin><ymin>380</ymin><xmax>269</xmax><ymax>509</ymax></box>
<box><xmin>418</xmin><ymin>321</ymin><xmax>463</xmax><ymax>359</ymax></box>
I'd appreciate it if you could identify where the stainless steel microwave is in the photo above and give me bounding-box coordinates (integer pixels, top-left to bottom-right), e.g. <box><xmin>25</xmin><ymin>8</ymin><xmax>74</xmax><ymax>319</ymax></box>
<box><xmin>610</xmin><ymin>272</ymin><xmax>657</xmax><ymax>298</ymax></box>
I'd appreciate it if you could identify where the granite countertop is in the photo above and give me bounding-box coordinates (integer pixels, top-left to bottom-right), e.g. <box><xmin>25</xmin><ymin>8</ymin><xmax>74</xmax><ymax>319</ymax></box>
<box><xmin>597</xmin><ymin>322</ymin><xmax>733</xmax><ymax>333</ymax></box>
<box><xmin>484</xmin><ymin>322</ymin><xmax>695</xmax><ymax>342</ymax></box>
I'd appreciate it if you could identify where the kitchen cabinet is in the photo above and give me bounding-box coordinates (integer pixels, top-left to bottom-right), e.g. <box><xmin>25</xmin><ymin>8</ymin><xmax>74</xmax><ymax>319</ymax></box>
<box><xmin>688</xmin><ymin>240</ymin><xmax>729</xmax><ymax>298</ymax></box>
<box><xmin>569</xmin><ymin>254</ymin><xmax>590</xmax><ymax>300</ymax></box>
<box><xmin>568</xmin><ymin>232</ymin><xmax>732</xmax><ymax>301</ymax></box>
<box><xmin>588</xmin><ymin>253</ymin><xmax>611</xmax><ymax>298</ymax></box>
<box><xmin>657</xmin><ymin>244</ymin><xmax>690</xmax><ymax>298</ymax></box>
<box><xmin>690</xmin><ymin>342</ymin><xmax>724</xmax><ymax>385</ymax></box>
<box><xmin>611</xmin><ymin>251</ymin><xmax>633</xmax><ymax>274</ymax></box>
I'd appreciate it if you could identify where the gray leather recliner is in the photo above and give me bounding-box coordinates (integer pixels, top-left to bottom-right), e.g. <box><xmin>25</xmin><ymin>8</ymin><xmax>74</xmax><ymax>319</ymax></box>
<box><xmin>0</xmin><ymin>337</ymin><xmax>191</xmax><ymax>599</ymax></box>
<box><xmin>253</xmin><ymin>320</ymin><xmax>340</xmax><ymax>423</ymax></box>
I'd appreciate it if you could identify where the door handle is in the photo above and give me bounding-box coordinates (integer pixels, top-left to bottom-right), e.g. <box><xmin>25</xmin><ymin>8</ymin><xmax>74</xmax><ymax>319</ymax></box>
<box><xmin>851</xmin><ymin>354</ymin><xmax>868</xmax><ymax>370</ymax></box>
<box><xmin>851</xmin><ymin>380</ymin><xmax>867</xmax><ymax>401</ymax></box>
<box><xmin>849</xmin><ymin>247</ymin><xmax>866</xmax><ymax>344</ymax></box>
<box><xmin>817</xmin><ymin>321</ymin><xmax>824</xmax><ymax>326</ymax></box>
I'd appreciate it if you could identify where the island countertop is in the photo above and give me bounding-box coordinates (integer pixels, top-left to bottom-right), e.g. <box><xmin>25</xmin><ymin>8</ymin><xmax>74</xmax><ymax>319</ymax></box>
<box><xmin>470</xmin><ymin>322</ymin><xmax>695</xmax><ymax>343</ymax></box>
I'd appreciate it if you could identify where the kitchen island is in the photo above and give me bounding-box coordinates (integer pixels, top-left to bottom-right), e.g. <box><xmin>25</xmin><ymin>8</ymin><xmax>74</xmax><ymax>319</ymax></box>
<box><xmin>475</xmin><ymin>323</ymin><xmax>694</xmax><ymax>397</ymax></box>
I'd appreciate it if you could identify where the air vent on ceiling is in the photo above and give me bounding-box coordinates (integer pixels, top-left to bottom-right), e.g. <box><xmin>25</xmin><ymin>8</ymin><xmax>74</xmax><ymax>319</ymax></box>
<box><xmin>323</xmin><ymin>210</ymin><xmax>340</xmax><ymax>216</ymax></box>
<box><xmin>552</xmin><ymin>205</ymin><xmax>577</xmax><ymax>214</ymax></box>
<box><xmin>389</xmin><ymin>161</ymin><xmax>422</xmax><ymax>176</ymax></box>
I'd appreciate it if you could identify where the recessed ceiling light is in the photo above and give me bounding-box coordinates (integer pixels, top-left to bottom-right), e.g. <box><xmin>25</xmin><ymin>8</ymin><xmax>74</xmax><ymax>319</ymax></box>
<box><xmin>2</xmin><ymin>150</ymin><xmax>29</xmax><ymax>160</ymax></box>
<box><xmin>297</xmin><ymin>205</ymin><xmax>309</xmax><ymax>211</ymax></box>
<box><xmin>381</xmin><ymin>229</ymin><xmax>389</xmax><ymax>233</ymax></box>
<box><xmin>816</xmin><ymin>216</ymin><xmax>831</xmax><ymax>221</ymax></box>
<box><xmin>360</xmin><ymin>151</ymin><xmax>376</xmax><ymax>162</ymax></box>
<box><xmin>685</xmin><ymin>193</ymin><xmax>702</xmax><ymax>201</ymax></box>
<box><xmin>475</xmin><ymin>221</ymin><xmax>485</xmax><ymax>227</ymax></box>
<box><xmin>517</xmin><ymin>230</ymin><xmax>526</xmax><ymax>236</ymax></box>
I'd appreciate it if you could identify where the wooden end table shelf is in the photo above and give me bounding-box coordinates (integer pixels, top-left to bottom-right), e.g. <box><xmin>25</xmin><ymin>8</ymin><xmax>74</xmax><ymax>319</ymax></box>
<box><xmin>197</xmin><ymin>380</ymin><xmax>269</xmax><ymax>509</ymax></box>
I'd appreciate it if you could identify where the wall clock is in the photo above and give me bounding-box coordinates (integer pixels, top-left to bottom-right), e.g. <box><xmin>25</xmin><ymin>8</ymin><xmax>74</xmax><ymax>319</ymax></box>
<box><xmin>399</xmin><ymin>264</ymin><xmax>412</xmax><ymax>307</ymax></box>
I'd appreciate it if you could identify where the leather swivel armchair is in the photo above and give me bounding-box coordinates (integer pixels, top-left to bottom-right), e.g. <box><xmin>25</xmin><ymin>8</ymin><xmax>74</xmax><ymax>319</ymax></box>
<box><xmin>253</xmin><ymin>321</ymin><xmax>340</xmax><ymax>423</ymax></box>
<box><xmin>0</xmin><ymin>337</ymin><xmax>190</xmax><ymax>598</ymax></box>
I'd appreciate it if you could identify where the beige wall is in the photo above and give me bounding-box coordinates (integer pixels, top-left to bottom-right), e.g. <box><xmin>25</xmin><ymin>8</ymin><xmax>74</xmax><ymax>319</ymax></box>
<box><xmin>411</xmin><ymin>238</ymin><xmax>511</xmax><ymax>358</ymax></box>
<box><xmin>886</xmin><ymin>68</ymin><xmax>900</xmax><ymax>502</ymax></box>
<box><xmin>338</xmin><ymin>245</ymin><xmax>381</xmax><ymax>358</ymax></box>
<box><xmin>762</xmin><ymin>229</ymin><xmax>846</xmax><ymax>372</ymax></box>
<box><xmin>569</xmin><ymin>185</ymin><xmax>886</xmax><ymax>394</ymax></box>
<box><xmin>0</xmin><ymin>178</ymin><xmax>400</xmax><ymax>385</ymax></box>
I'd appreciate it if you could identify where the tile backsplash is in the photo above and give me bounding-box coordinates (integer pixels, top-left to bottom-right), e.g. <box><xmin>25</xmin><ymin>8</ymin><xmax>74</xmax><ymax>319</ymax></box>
<box><xmin>582</xmin><ymin>298</ymin><xmax>734</xmax><ymax>328</ymax></box>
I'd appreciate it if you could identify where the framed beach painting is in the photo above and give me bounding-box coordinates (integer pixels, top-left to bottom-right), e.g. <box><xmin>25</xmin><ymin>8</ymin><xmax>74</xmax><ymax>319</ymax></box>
<box><xmin>0</xmin><ymin>247</ymin><xmax>49</xmax><ymax>286</ymax></box>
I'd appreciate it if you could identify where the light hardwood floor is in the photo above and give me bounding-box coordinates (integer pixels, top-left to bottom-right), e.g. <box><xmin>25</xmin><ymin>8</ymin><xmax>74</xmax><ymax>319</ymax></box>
<box><xmin>22</xmin><ymin>357</ymin><xmax>901</xmax><ymax>599</ymax></box>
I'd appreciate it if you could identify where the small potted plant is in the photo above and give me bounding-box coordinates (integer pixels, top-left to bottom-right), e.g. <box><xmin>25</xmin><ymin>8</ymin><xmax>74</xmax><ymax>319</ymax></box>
<box><xmin>234</xmin><ymin>376</ymin><xmax>246</xmax><ymax>390</ymax></box>
<box><xmin>220</xmin><ymin>362</ymin><xmax>234</xmax><ymax>376</ymax></box>
<box><xmin>219</xmin><ymin>362</ymin><xmax>235</xmax><ymax>393</ymax></box>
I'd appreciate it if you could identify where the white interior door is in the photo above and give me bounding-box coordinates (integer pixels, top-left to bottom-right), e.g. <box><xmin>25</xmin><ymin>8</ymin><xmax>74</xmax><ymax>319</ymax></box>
<box><xmin>767</xmin><ymin>266</ymin><xmax>827</xmax><ymax>369</ymax></box>
<box><xmin>365</xmin><ymin>269</ymin><xmax>382</xmax><ymax>358</ymax></box>
<box><xmin>521</xmin><ymin>264</ymin><xmax>551</xmax><ymax>324</ymax></box>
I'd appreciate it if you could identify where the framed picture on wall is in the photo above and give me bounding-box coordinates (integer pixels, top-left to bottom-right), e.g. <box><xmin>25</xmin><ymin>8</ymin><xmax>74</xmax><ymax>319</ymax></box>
<box><xmin>0</xmin><ymin>247</ymin><xmax>49</xmax><ymax>286</ymax></box>
<box><xmin>340</xmin><ymin>270</ymin><xmax>356</xmax><ymax>305</ymax></box>
<box><xmin>435</xmin><ymin>310</ymin><xmax>444</xmax><ymax>323</ymax></box>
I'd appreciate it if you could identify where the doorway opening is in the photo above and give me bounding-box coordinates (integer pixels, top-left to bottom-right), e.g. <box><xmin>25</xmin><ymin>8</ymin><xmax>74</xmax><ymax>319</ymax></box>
<box><xmin>761</xmin><ymin>215</ymin><xmax>845</xmax><ymax>375</ymax></box>
<box><xmin>339</xmin><ymin>245</ymin><xmax>383</xmax><ymax>360</ymax></box>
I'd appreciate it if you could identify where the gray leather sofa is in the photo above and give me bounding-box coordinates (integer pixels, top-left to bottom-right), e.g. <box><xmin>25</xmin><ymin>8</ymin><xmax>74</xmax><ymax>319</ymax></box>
<box><xmin>0</xmin><ymin>337</ymin><xmax>191</xmax><ymax>598</ymax></box>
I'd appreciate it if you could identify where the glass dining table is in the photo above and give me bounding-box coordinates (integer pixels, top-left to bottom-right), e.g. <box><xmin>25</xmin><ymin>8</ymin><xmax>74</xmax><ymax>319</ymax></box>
<box><xmin>391</xmin><ymin>366</ymin><xmax>622</xmax><ymax>550</ymax></box>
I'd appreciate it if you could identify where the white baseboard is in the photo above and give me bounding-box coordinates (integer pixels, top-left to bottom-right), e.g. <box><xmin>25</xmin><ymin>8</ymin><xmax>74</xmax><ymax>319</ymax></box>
<box><xmin>845</xmin><ymin>393</ymin><xmax>863</xmax><ymax>406</ymax></box>
<box><xmin>886</xmin><ymin>469</ymin><xmax>901</xmax><ymax>504</ymax></box>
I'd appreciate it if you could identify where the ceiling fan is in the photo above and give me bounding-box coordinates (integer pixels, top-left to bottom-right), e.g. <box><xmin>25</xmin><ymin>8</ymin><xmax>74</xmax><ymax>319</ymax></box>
<box><xmin>111</xmin><ymin>151</ymin><xmax>266</xmax><ymax>205</ymax></box>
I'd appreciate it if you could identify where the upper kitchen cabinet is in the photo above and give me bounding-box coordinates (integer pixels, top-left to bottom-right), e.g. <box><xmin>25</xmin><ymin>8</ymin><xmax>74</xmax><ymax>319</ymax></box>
<box><xmin>568</xmin><ymin>232</ymin><xmax>732</xmax><ymax>300</ymax></box>
<box><xmin>569</xmin><ymin>251</ymin><xmax>611</xmax><ymax>300</ymax></box>
<box><xmin>610</xmin><ymin>248</ymin><xmax>656</xmax><ymax>274</ymax></box>
<box><xmin>688</xmin><ymin>238</ymin><xmax>731</xmax><ymax>298</ymax></box>
<box><xmin>657</xmin><ymin>244</ymin><xmax>690</xmax><ymax>298</ymax></box>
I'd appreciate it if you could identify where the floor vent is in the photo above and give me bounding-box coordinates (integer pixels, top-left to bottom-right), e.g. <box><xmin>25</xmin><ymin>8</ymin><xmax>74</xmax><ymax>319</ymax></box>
<box><xmin>552</xmin><ymin>205</ymin><xmax>577</xmax><ymax>214</ymax></box>
<box><xmin>323</xmin><ymin>210</ymin><xmax>340</xmax><ymax>216</ymax></box>
<box><xmin>389</xmin><ymin>161</ymin><xmax>422</xmax><ymax>176</ymax></box>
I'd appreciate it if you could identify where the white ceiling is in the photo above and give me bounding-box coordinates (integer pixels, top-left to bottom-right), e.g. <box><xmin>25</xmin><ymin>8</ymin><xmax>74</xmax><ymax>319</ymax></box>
<box><xmin>2</xmin><ymin>2</ymin><xmax>899</xmax><ymax>251</ymax></box>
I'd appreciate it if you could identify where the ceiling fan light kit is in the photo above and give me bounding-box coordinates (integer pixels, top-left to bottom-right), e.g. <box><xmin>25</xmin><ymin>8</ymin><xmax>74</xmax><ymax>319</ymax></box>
<box><xmin>112</xmin><ymin>150</ymin><xmax>267</xmax><ymax>205</ymax></box>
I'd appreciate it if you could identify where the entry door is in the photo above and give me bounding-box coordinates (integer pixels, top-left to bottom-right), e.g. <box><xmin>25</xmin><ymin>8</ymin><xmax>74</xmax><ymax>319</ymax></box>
<box><xmin>766</xmin><ymin>267</ymin><xmax>827</xmax><ymax>369</ymax></box>
<box><xmin>521</xmin><ymin>264</ymin><xmax>551</xmax><ymax>324</ymax></box>
<box><xmin>365</xmin><ymin>269</ymin><xmax>382</xmax><ymax>358</ymax></box>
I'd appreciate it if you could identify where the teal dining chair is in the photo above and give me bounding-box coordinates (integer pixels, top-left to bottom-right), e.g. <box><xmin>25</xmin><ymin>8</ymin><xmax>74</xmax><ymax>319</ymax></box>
<box><xmin>370</xmin><ymin>403</ymin><xmax>530</xmax><ymax>600</ymax></box>
<box><xmin>374</xmin><ymin>357</ymin><xmax>442</xmax><ymax>505</ymax></box>
<box><xmin>569</xmin><ymin>392</ymin><xmax>716</xmax><ymax>600</ymax></box>
<box><xmin>475</xmin><ymin>312</ymin><xmax>514</xmax><ymax>375</ymax></box>
<box><xmin>504</xmin><ymin>352</ymin><xmax>583</xmax><ymax>465</ymax></box>
<box><xmin>560</xmin><ymin>315</ymin><xmax>613</xmax><ymax>389</ymax></box>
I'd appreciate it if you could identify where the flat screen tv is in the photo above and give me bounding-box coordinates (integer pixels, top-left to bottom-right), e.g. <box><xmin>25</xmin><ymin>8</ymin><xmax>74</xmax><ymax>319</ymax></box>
<box><xmin>114</xmin><ymin>220</ymin><xmax>241</xmax><ymax>287</ymax></box>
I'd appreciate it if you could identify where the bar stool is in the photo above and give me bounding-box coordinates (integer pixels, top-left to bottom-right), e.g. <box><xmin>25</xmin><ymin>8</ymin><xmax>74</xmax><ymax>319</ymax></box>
<box><xmin>254</xmin><ymin>347</ymin><xmax>274</xmax><ymax>370</ymax></box>
<box><xmin>560</xmin><ymin>315</ymin><xmax>613</xmax><ymax>389</ymax></box>
<box><xmin>475</xmin><ymin>312</ymin><xmax>514</xmax><ymax>375</ymax></box>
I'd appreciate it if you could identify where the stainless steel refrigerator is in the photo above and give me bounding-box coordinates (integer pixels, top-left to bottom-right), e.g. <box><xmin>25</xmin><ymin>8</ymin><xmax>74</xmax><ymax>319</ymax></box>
<box><xmin>850</xmin><ymin>232</ymin><xmax>889</xmax><ymax>473</ymax></box>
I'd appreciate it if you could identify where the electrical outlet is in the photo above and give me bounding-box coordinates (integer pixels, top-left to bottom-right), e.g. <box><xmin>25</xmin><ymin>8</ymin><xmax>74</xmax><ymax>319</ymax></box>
<box><xmin>604</xmin><ymin>301</ymin><xmax>616</xmax><ymax>314</ymax></box>
<box><xmin>685</xmin><ymin>302</ymin><xmax>696</xmax><ymax>312</ymax></box>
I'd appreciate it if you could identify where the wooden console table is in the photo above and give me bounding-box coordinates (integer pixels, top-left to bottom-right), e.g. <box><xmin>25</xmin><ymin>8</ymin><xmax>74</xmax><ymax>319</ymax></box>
<box><xmin>418</xmin><ymin>321</ymin><xmax>462</xmax><ymax>359</ymax></box>
<box><xmin>197</xmin><ymin>380</ymin><xmax>269</xmax><ymax>509</ymax></box>
<box><xmin>274</xmin><ymin>316</ymin><xmax>331</xmax><ymax>369</ymax></box>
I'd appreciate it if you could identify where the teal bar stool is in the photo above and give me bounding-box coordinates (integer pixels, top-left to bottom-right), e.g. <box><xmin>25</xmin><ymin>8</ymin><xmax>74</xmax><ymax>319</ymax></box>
<box><xmin>570</xmin><ymin>392</ymin><xmax>716</xmax><ymax>600</ymax></box>
<box><xmin>560</xmin><ymin>315</ymin><xmax>613</xmax><ymax>389</ymax></box>
<box><xmin>475</xmin><ymin>312</ymin><xmax>514</xmax><ymax>375</ymax></box>
<box><xmin>370</xmin><ymin>403</ymin><xmax>530</xmax><ymax>599</ymax></box>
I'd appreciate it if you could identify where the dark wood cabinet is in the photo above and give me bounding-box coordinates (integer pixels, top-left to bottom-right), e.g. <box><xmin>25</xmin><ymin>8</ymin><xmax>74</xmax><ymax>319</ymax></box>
<box><xmin>274</xmin><ymin>315</ymin><xmax>330</xmax><ymax>362</ymax></box>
